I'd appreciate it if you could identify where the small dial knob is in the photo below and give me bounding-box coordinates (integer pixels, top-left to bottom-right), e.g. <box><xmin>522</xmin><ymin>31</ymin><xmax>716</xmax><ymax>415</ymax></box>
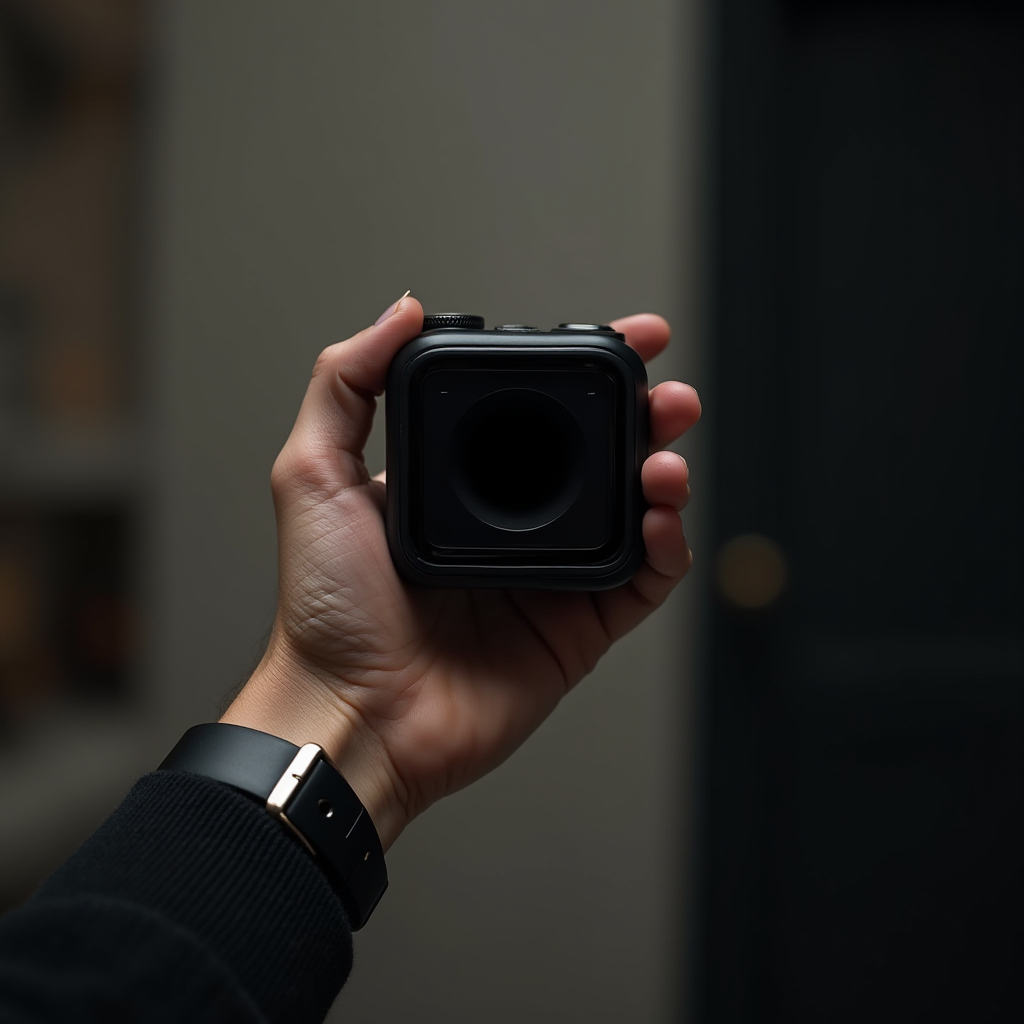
<box><xmin>422</xmin><ymin>313</ymin><xmax>485</xmax><ymax>331</ymax></box>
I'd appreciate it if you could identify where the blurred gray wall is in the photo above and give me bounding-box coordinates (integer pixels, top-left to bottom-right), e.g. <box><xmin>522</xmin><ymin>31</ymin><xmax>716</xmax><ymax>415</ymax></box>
<box><xmin>148</xmin><ymin>2</ymin><xmax>706</xmax><ymax>1021</ymax></box>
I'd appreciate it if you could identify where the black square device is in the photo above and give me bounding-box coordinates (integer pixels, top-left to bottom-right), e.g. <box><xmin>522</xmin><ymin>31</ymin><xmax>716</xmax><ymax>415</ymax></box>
<box><xmin>385</xmin><ymin>315</ymin><xmax>649</xmax><ymax>589</ymax></box>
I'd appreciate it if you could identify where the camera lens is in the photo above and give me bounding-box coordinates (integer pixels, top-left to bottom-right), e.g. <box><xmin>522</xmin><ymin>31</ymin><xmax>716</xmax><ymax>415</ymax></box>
<box><xmin>450</xmin><ymin>388</ymin><xmax>587</xmax><ymax>531</ymax></box>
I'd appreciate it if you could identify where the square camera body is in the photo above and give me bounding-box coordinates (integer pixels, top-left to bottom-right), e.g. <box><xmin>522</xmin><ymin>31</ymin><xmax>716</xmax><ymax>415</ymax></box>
<box><xmin>386</xmin><ymin>315</ymin><xmax>649</xmax><ymax>589</ymax></box>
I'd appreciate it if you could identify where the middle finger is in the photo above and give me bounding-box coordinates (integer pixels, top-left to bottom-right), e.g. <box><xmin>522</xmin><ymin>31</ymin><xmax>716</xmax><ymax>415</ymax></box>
<box><xmin>649</xmin><ymin>381</ymin><xmax>702</xmax><ymax>450</ymax></box>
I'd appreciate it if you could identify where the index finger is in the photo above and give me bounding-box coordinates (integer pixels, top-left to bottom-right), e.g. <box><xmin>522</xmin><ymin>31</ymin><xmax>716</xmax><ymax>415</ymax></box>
<box><xmin>608</xmin><ymin>313</ymin><xmax>671</xmax><ymax>364</ymax></box>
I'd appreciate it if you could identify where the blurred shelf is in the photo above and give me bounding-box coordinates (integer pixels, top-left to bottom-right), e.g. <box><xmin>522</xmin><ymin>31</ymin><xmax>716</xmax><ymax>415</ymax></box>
<box><xmin>0</xmin><ymin>0</ymin><xmax>151</xmax><ymax>909</ymax></box>
<box><xmin>0</xmin><ymin>423</ymin><xmax>144</xmax><ymax>503</ymax></box>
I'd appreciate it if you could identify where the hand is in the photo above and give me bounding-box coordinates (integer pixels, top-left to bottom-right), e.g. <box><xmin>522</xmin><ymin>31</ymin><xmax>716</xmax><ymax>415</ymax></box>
<box><xmin>222</xmin><ymin>294</ymin><xmax>701</xmax><ymax>849</ymax></box>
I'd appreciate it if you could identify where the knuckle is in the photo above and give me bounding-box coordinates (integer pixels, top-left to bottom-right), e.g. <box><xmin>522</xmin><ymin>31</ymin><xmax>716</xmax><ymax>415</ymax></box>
<box><xmin>271</xmin><ymin>446</ymin><xmax>334</xmax><ymax>496</ymax></box>
<box><xmin>311</xmin><ymin>348</ymin><xmax>332</xmax><ymax>380</ymax></box>
<box><xmin>311</xmin><ymin>341</ymin><xmax>343</xmax><ymax>380</ymax></box>
<box><xmin>269</xmin><ymin>451</ymin><xmax>291</xmax><ymax>494</ymax></box>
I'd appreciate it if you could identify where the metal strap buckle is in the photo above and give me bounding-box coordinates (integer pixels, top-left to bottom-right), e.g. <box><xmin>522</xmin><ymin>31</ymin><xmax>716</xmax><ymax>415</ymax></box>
<box><xmin>265</xmin><ymin>742</ymin><xmax>323</xmax><ymax>855</ymax></box>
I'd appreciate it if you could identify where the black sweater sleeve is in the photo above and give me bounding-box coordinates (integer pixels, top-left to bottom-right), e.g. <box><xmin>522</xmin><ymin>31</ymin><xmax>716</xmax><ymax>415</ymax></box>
<box><xmin>0</xmin><ymin>771</ymin><xmax>355</xmax><ymax>1024</ymax></box>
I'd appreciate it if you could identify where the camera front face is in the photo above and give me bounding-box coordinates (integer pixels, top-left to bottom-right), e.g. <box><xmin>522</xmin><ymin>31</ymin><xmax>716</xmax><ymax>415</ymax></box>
<box><xmin>386</xmin><ymin>320</ymin><xmax>648</xmax><ymax>589</ymax></box>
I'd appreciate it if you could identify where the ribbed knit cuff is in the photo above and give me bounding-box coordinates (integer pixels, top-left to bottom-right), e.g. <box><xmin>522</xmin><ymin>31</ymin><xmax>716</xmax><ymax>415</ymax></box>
<box><xmin>35</xmin><ymin>771</ymin><xmax>353</xmax><ymax>1024</ymax></box>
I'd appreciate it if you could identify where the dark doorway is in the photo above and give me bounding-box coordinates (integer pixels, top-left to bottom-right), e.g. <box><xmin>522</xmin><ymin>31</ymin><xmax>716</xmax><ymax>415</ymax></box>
<box><xmin>692</xmin><ymin>2</ymin><xmax>1024</xmax><ymax>1022</ymax></box>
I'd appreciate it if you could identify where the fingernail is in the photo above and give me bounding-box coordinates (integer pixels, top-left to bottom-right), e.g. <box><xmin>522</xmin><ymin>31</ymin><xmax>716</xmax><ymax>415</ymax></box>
<box><xmin>375</xmin><ymin>290</ymin><xmax>411</xmax><ymax>326</ymax></box>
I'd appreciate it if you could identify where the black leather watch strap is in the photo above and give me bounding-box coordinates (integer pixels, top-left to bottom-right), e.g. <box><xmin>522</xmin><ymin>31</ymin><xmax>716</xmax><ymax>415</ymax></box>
<box><xmin>159</xmin><ymin>723</ymin><xmax>387</xmax><ymax>929</ymax></box>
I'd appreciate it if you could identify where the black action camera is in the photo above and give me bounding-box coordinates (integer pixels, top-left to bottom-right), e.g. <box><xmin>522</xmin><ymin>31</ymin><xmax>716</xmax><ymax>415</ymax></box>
<box><xmin>385</xmin><ymin>314</ymin><xmax>649</xmax><ymax>589</ymax></box>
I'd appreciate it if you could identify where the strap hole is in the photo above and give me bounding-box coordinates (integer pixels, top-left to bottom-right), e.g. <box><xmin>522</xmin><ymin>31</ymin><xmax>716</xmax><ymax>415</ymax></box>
<box><xmin>318</xmin><ymin>799</ymin><xmax>333</xmax><ymax>818</ymax></box>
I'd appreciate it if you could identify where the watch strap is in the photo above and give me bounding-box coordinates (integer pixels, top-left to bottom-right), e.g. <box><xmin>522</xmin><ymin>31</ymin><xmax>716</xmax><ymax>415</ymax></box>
<box><xmin>159</xmin><ymin>723</ymin><xmax>387</xmax><ymax>929</ymax></box>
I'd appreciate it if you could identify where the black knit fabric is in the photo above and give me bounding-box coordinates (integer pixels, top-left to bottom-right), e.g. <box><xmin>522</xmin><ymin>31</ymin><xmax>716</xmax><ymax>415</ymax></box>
<box><xmin>0</xmin><ymin>771</ymin><xmax>355</xmax><ymax>1024</ymax></box>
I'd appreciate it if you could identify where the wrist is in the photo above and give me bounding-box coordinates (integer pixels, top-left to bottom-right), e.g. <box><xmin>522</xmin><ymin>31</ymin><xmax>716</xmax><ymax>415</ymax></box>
<box><xmin>220</xmin><ymin>644</ymin><xmax>408</xmax><ymax>851</ymax></box>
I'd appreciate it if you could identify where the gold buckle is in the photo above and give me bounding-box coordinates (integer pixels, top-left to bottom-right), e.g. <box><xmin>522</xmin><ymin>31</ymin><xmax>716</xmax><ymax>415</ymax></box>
<box><xmin>266</xmin><ymin>742</ymin><xmax>323</xmax><ymax>855</ymax></box>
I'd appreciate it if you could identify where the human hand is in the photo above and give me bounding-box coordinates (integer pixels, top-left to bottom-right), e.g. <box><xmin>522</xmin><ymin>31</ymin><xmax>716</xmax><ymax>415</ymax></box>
<box><xmin>221</xmin><ymin>294</ymin><xmax>701</xmax><ymax>849</ymax></box>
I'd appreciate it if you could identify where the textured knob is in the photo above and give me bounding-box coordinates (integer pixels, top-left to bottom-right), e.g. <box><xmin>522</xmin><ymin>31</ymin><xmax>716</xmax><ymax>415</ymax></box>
<box><xmin>422</xmin><ymin>313</ymin><xmax>485</xmax><ymax>331</ymax></box>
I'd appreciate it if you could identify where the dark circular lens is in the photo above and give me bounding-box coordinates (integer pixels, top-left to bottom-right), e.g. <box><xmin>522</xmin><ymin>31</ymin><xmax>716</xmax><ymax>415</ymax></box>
<box><xmin>450</xmin><ymin>389</ymin><xmax>586</xmax><ymax>531</ymax></box>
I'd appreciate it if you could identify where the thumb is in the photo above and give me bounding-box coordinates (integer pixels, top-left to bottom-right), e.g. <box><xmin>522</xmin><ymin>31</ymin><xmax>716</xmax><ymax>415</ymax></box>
<box><xmin>277</xmin><ymin>293</ymin><xmax>423</xmax><ymax>490</ymax></box>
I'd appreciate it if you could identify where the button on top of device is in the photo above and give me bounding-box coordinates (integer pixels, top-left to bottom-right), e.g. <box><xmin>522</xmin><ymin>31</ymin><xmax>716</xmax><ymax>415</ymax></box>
<box><xmin>422</xmin><ymin>313</ymin><xmax>485</xmax><ymax>331</ymax></box>
<box><xmin>556</xmin><ymin>323</ymin><xmax>614</xmax><ymax>332</ymax></box>
<box><xmin>494</xmin><ymin>325</ymin><xmax>540</xmax><ymax>332</ymax></box>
